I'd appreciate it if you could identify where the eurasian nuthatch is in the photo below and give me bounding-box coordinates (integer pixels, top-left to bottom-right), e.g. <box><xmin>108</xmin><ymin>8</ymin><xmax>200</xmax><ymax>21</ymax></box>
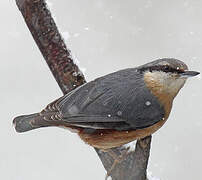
<box><xmin>13</xmin><ymin>58</ymin><xmax>200</xmax><ymax>150</ymax></box>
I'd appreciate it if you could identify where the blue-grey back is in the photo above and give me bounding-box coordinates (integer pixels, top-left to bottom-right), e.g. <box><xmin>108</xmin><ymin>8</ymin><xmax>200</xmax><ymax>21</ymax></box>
<box><xmin>57</xmin><ymin>68</ymin><xmax>165</xmax><ymax>130</ymax></box>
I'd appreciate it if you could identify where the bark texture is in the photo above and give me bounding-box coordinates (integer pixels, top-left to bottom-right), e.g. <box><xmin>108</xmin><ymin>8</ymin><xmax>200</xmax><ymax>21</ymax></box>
<box><xmin>15</xmin><ymin>0</ymin><xmax>152</xmax><ymax>179</ymax></box>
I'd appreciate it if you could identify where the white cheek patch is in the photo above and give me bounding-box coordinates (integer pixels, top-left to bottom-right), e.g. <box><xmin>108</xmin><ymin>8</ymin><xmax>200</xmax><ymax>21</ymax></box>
<box><xmin>145</xmin><ymin>71</ymin><xmax>186</xmax><ymax>94</ymax></box>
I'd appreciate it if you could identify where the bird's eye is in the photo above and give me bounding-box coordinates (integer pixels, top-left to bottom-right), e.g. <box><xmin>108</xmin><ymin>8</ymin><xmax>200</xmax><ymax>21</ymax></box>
<box><xmin>163</xmin><ymin>65</ymin><xmax>170</xmax><ymax>72</ymax></box>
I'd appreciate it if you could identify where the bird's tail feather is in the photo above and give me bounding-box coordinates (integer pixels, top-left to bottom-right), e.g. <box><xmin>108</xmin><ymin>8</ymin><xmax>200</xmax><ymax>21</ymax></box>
<box><xmin>13</xmin><ymin>112</ymin><xmax>58</xmax><ymax>133</ymax></box>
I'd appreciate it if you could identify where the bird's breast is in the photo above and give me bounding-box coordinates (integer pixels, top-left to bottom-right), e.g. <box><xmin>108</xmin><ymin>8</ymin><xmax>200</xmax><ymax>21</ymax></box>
<box><xmin>144</xmin><ymin>72</ymin><xmax>174</xmax><ymax>119</ymax></box>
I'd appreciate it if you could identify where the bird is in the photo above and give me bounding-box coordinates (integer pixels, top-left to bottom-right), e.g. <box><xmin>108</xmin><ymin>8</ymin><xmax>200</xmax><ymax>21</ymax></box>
<box><xmin>13</xmin><ymin>58</ymin><xmax>200</xmax><ymax>150</ymax></box>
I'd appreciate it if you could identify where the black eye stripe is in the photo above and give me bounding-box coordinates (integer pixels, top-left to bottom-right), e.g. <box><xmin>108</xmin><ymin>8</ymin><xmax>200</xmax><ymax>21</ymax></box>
<box><xmin>139</xmin><ymin>65</ymin><xmax>184</xmax><ymax>73</ymax></box>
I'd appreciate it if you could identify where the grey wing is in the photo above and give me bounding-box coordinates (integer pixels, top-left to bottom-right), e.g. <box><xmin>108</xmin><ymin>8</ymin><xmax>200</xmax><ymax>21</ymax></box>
<box><xmin>55</xmin><ymin>68</ymin><xmax>165</xmax><ymax>130</ymax></box>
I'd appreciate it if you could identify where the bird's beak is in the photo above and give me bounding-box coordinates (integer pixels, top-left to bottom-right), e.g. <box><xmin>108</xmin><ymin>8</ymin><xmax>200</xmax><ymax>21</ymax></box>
<box><xmin>180</xmin><ymin>70</ymin><xmax>200</xmax><ymax>78</ymax></box>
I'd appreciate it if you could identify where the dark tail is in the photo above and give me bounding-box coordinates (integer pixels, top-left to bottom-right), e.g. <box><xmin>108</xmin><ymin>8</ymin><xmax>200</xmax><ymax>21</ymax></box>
<box><xmin>13</xmin><ymin>112</ymin><xmax>57</xmax><ymax>133</ymax></box>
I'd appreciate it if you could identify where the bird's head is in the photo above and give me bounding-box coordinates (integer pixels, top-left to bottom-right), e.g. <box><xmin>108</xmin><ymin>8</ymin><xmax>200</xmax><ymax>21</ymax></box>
<box><xmin>138</xmin><ymin>58</ymin><xmax>200</xmax><ymax>98</ymax></box>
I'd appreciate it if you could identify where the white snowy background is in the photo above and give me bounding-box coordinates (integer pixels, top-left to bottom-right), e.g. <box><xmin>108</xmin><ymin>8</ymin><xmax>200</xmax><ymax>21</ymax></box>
<box><xmin>1</xmin><ymin>0</ymin><xmax>202</xmax><ymax>179</ymax></box>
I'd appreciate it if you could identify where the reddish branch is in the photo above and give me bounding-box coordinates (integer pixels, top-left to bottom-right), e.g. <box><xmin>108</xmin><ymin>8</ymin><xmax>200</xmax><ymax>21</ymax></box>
<box><xmin>15</xmin><ymin>0</ymin><xmax>152</xmax><ymax>179</ymax></box>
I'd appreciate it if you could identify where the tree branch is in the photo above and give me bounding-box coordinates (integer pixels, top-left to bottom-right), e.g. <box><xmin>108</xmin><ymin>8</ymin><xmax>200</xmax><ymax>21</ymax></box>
<box><xmin>15</xmin><ymin>0</ymin><xmax>152</xmax><ymax>179</ymax></box>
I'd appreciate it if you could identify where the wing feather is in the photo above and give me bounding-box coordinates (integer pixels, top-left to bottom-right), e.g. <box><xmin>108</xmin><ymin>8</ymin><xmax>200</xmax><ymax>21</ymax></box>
<box><xmin>55</xmin><ymin>68</ymin><xmax>165</xmax><ymax>130</ymax></box>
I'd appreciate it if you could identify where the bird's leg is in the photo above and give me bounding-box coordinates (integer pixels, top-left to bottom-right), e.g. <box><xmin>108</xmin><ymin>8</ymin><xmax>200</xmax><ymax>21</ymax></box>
<box><xmin>105</xmin><ymin>148</ymin><xmax>129</xmax><ymax>180</ymax></box>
